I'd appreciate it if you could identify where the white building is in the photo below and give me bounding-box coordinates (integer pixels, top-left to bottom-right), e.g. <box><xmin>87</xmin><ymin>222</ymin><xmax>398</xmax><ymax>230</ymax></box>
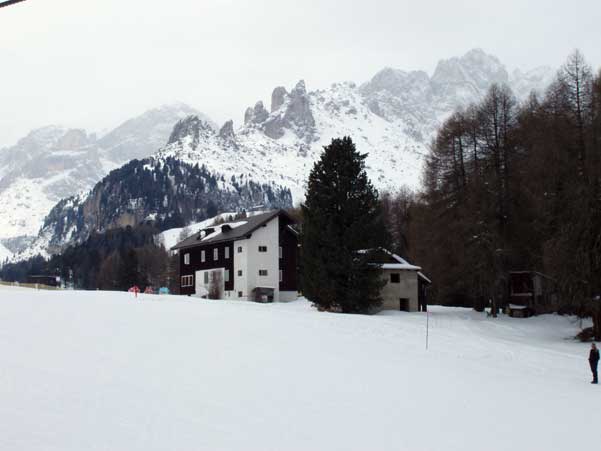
<box><xmin>172</xmin><ymin>210</ymin><xmax>299</xmax><ymax>302</ymax></box>
<box><xmin>367</xmin><ymin>248</ymin><xmax>431</xmax><ymax>312</ymax></box>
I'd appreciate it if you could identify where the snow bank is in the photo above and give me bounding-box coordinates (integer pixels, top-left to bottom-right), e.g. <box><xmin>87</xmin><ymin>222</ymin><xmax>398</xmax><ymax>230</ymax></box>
<box><xmin>0</xmin><ymin>286</ymin><xmax>597</xmax><ymax>451</ymax></box>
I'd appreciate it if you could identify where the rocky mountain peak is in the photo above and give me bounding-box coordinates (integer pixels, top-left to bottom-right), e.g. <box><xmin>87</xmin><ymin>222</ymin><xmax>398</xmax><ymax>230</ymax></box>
<box><xmin>97</xmin><ymin>102</ymin><xmax>210</xmax><ymax>162</ymax></box>
<box><xmin>271</xmin><ymin>86</ymin><xmax>288</xmax><ymax>112</ymax></box>
<box><xmin>244</xmin><ymin>101</ymin><xmax>269</xmax><ymax>125</ymax></box>
<box><xmin>283</xmin><ymin>80</ymin><xmax>315</xmax><ymax>136</ymax></box>
<box><xmin>243</xmin><ymin>80</ymin><xmax>315</xmax><ymax>142</ymax></box>
<box><xmin>431</xmin><ymin>48</ymin><xmax>509</xmax><ymax>101</ymax></box>
<box><xmin>13</xmin><ymin>126</ymin><xmax>66</xmax><ymax>153</ymax></box>
<box><xmin>361</xmin><ymin>68</ymin><xmax>430</xmax><ymax>97</ymax></box>
<box><xmin>219</xmin><ymin>120</ymin><xmax>235</xmax><ymax>138</ymax></box>
<box><xmin>218</xmin><ymin>120</ymin><xmax>236</xmax><ymax>145</ymax></box>
<box><xmin>167</xmin><ymin>115</ymin><xmax>215</xmax><ymax>148</ymax></box>
<box><xmin>291</xmin><ymin>80</ymin><xmax>307</xmax><ymax>96</ymax></box>
<box><xmin>54</xmin><ymin>129</ymin><xmax>90</xmax><ymax>150</ymax></box>
<box><xmin>358</xmin><ymin>68</ymin><xmax>434</xmax><ymax>134</ymax></box>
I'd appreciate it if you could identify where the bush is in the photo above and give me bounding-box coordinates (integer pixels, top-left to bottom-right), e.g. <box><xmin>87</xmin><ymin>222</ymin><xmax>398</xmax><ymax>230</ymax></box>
<box><xmin>576</xmin><ymin>327</ymin><xmax>595</xmax><ymax>342</ymax></box>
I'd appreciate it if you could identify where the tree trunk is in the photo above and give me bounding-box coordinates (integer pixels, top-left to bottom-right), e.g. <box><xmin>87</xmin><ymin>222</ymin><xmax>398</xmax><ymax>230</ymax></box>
<box><xmin>594</xmin><ymin>311</ymin><xmax>601</xmax><ymax>341</ymax></box>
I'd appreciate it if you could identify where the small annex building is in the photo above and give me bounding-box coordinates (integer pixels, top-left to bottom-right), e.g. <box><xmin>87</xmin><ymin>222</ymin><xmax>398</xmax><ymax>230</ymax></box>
<box><xmin>171</xmin><ymin>210</ymin><xmax>298</xmax><ymax>302</ymax></box>
<box><xmin>366</xmin><ymin>248</ymin><xmax>431</xmax><ymax>312</ymax></box>
<box><xmin>506</xmin><ymin>271</ymin><xmax>558</xmax><ymax>317</ymax></box>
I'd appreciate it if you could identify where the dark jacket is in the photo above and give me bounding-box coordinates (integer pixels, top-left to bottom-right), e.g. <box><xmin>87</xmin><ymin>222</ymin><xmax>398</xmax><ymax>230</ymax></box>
<box><xmin>590</xmin><ymin>349</ymin><xmax>600</xmax><ymax>363</ymax></box>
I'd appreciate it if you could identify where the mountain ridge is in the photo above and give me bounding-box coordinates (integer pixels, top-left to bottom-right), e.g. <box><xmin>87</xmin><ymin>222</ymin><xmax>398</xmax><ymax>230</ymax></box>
<box><xmin>156</xmin><ymin>48</ymin><xmax>554</xmax><ymax>203</ymax></box>
<box><xmin>17</xmin><ymin>157</ymin><xmax>292</xmax><ymax>261</ymax></box>
<box><xmin>3</xmin><ymin>49</ymin><xmax>555</xmax><ymax>261</ymax></box>
<box><xmin>0</xmin><ymin>103</ymin><xmax>205</xmax><ymax>246</ymax></box>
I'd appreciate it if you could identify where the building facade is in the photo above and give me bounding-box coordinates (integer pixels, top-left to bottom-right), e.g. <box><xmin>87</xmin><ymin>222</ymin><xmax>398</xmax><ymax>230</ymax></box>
<box><xmin>172</xmin><ymin>210</ymin><xmax>298</xmax><ymax>302</ymax></box>
<box><xmin>368</xmin><ymin>249</ymin><xmax>431</xmax><ymax>312</ymax></box>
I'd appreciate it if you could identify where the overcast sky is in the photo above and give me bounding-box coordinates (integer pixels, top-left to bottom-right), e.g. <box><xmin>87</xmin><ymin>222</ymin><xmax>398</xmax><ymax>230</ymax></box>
<box><xmin>1</xmin><ymin>0</ymin><xmax>600</xmax><ymax>148</ymax></box>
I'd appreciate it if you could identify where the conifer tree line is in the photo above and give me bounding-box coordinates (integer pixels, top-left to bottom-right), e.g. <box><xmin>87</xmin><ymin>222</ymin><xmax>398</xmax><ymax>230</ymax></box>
<box><xmin>0</xmin><ymin>226</ymin><xmax>178</xmax><ymax>293</ymax></box>
<box><xmin>382</xmin><ymin>51</ymin><xmax>601</xmax><ymax>334</ymax></box>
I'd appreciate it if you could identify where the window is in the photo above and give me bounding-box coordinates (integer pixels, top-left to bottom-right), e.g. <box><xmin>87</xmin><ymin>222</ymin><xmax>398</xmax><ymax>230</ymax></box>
<box><xmin>184</xmin><ymin>253</ymin><xmax>190</xmax><ymax>265</ymax></box>
<box><xmin>390</xmin><ymin>273</ymin><xmax>401</xmax><ymax>284</ymax></box>
<box><xmin>204</xmin><ymin>272</ymin><xmax>209</xmax><ymax>284</ymax></box>
<box><xmin>259</xmin><ymin>269</ymin><xmax>268</xmax><ymax>276</ymax></box>
<box><xmin>237</xmin><ymin>246</ymin><xmax>243</xmax><ymax>253</ymax></box>
<box><xmin>237</xmin><ymin>270</ymin><xmax>243</xmax><ymax>277</ymax></box>
<box><xmin>258</xmin><ymin>246</ymin><xmax>267</xmax><ymax>252</ymax></box>
<box><xmin>279</xmin><ymin>270</ymin><xmax>283</xmax><ymax>282</ymax></box>
<box><xmin>201</xmin><ymin>250</ymin><xmax>205</xmax><ymax>263</ymax></box>
<box><xmin>238</xmin><ymin>291</ymin><xmax>243</xmax><ymax>298</ymax></box>
<box><xmin>181</xmin><ymin>275</ymin><xmax>193</xmax><ymax>287</ymax></box>
<box><xmin>279</xmin><ymin>246</ymin><xmax>283</xmax><ymax>259</ymax></box>
<box><xmin>224</xmin><ymin>270</ymin><xmax>230</xmax><ymax>282</ymax></box>
<box><xmin>225</xmin><ymin>247</ymin><xmax>230</xmax><ymax>259</ymax></box>
<box><xmin>213</xmin><ymin>248</ymin><xmax>218</xmax><ymax>260</ymax></box>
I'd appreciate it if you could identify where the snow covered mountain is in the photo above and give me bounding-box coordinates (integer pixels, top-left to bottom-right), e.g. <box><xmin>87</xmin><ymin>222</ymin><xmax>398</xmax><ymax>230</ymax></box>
<box><xmin>7</xmin><ymin>49</ymin><xmax>554</xmax><ymax>260</ymax></box>
<box><xmin>19</xmin><ymin>157</ymin><xmax>292</xmax><ymax>260</ymax></box>
<box><xmin>0</xmin><ymin>103</ymin><xmax>204</xmax><ymax>250</ymax></box>
<box><xmin>0</xmin><ymin>242</ymin><xmax>12</xmax><ymax>265</ymax></box>
<box><xmin>156</xmin><ymin>81</ymin><xmax>427</xmax><ymax>203</ymax></box>
<box><xmin>157</xmin><ymin>49</ymin><xmax>553</xmax><ymax>203</ymax></box>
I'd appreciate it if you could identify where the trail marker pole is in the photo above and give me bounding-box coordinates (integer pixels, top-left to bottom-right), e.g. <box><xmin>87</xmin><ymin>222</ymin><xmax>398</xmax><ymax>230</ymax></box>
<box><xmin>426</xmin><ymin>309</ymin><xmax>429</xmax><ymax>350</ymax></box>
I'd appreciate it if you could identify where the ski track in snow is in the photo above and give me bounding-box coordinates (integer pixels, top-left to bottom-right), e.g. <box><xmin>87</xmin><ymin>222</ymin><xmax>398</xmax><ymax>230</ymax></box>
<box><xmin>0</xmin><ymin>286</ymin><xmax>597</xmax><ymax>451</ymax></box>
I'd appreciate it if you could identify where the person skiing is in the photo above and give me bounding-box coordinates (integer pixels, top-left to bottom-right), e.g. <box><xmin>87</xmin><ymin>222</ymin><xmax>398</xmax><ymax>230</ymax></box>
<box><xmin>589</xmin><ymin>343</ymin><xmax>599</xmax><ymax>384</ymax></box>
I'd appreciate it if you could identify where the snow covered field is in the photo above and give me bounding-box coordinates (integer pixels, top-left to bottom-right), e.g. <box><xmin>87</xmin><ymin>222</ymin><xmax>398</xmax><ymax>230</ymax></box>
<box><xmin>0</xmin><ymin>285</ymin><xmax>597</xmax><ymax>451</ymax></box>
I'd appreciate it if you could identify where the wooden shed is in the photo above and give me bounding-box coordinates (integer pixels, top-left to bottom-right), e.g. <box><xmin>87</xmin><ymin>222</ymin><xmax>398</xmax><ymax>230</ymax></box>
<box><xmin>506</xmin><ymin>271</ymin><xmax>557</xmax><ymax>317</ymax></box>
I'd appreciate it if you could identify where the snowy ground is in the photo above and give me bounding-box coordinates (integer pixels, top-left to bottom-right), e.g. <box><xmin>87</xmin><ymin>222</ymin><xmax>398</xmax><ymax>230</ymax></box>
<box><xmin>0</xmin><ymin>285</ymin><xmax>597</xmax><ymax>451</ymax></box>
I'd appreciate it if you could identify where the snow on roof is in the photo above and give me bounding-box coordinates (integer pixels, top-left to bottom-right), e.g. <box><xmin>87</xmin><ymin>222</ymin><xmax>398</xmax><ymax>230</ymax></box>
<box><xmin>171</xmin><ymin>210</ymin><xmax>292</xmax><ymax>250</ymax></box>
<box><xmin>360</xmin><ymin>248</ymin><xmax>424</xmax><ymax>271</ymax></box>
<box><xmin>160</xmin><ymin>212</ymin><xmax>238</xmax><ymax>250</ymax></box>
<box><xmin>381</xmin><ymin>263</ymin><xmax>422</xmax><ymax>271</ymax></box>
<box><xmin>381</xmin><ymin>249</ymin><xmax>421</xmax><ymax>271</ymax></box>
<box><xmin>199</xmin><ymin>221</ymin><xmax>247</xmax><ymax>242</ymax></box>
<box><xmin>418</xmin><ymin>272</ymin><xmax>432</xmax><ymax>284</ymax></box>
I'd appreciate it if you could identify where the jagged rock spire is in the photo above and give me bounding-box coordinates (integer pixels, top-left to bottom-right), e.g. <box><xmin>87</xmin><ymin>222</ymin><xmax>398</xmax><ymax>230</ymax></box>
<box><xmin>244</xmin><ymin>101</ymin><xmax>269</xmax><ymax>125</ymax></box>
<box><xmin>283</xmin><ymin>79</ymin><xmax>315</xmax><ymax>130</ymax></box>
<box><xmin>219</xmin><ymin>120</ymin><xmax>235</xmax><ymax>140</ymax></box>
<box><xmin>271</xmin><ymin>86</ymin><xmax>288</xmax><ymax>112</ymax></box>
<box><xmin>167</xmin><ymin>115</ymin><xmax>214</xmax><ymax>149</ymax></box>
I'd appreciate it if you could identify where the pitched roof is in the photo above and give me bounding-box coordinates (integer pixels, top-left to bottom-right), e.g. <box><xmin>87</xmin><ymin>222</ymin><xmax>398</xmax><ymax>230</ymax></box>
<box><xmin>417</xmin><ymin>272</ymin><xmax>432</xmax><ymax>284</ymax></box>
<box><xmin>366</xmin><ymin>248</ymin><xmax>432</xmax><ymax>283</ymax></box>
<box><xmin>361</xmin><ymin>248</ymin><xmax>422</xmax><ymax>270</ymax></box>
<box><xmin>171</xmin><ymin>210</ymin><xmax>291</xmax><ymax>250</ymax></box>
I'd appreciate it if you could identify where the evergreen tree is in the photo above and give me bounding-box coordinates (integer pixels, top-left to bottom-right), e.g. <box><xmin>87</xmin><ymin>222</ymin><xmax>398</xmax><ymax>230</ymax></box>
<box><xmin>120</xmin><ymin>248</ymin><xmax>140</xmax><ymax>289</ymax></box>
<box><xmin>301</xmin><ymin>137</ymin><xmax>388</xmax><ymax>313</ymax></box>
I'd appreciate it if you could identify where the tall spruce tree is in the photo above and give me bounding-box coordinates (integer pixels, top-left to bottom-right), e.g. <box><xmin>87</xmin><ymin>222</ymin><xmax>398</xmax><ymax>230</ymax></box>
<box><xmin>301</xmin><ymin>137</ymin><xmax>388</xmax><ymax>313</ymax></box>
